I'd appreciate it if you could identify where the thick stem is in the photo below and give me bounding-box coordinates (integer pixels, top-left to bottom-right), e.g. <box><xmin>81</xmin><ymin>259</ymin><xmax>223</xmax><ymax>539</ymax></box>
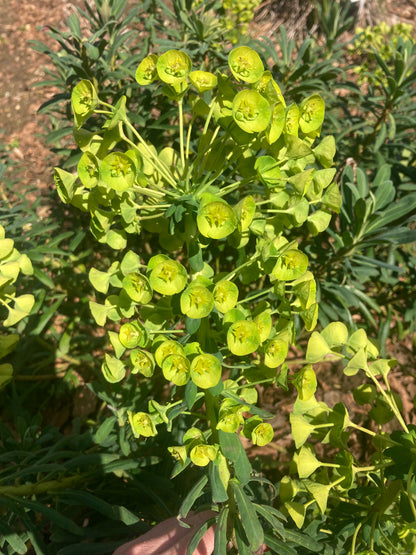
<box><xmin>0</xmin><ymin>475</ymin><xmax>83</xmax><ymax>497</ymax></box>
<box><xmin>204</xmin><ymin>390</ymin><xmax>219</xmax><ymax>444</ymax></box>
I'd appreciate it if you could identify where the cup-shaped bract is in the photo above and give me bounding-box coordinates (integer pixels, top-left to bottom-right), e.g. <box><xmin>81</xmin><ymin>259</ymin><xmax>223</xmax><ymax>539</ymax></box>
<box><xmin>71</xmin><ymin>79</ymin><xmax>98</xmax><ymax>129</ymax></box>
<box><xmin>272</xmin><ymin>250</ymin><xmax>308</xmax><ymax>281</ymax></box>
<box><xmin>130</xmin><ymin>349</ymin><xmax>155</xmax><ymax>377</ymax></box>
<box><xmin>184</xmin><ymin>341</ymin><xmax>203</xmax><ymax>359</ymax></box>
<box><xmin>77</xmin><ymin>151</ymin><xmax>99</xmax><ymax>188</ymax></box>
<box><xmin>168</xmin><ymin>445</ymin><xmax>188</xmax><ymax>465</ymax></box>
<box><xmin>128</xmin><ymin>411</ymin><xmax>157</xmax><ymax>439</ymax></box>
<box><xmin>154</xmin><ymin>340</ymin><xmax>186</xmax><ymax>367</ymax></box>
<box><xmin>228</xmin><ymin>46</ymin><xmax>264</xmax><ymax>83</ymax></box>
<box><xmin>255</xmin><ymin>156</ymin><xmax>282</xmax><ymax>188</ymax></box>
<box><xmin>264</xmin><ymin>337</ymin><xmax>289</xmax><ymax>368</ymax></box>
<box><xmin>299</xmin><ymin>94</ymin><xmax>325</xmax><ymax>135</ymax></box>
<box><xmin>162</xmin><ymin>354</ymin><xmax>190</xmax><ymax>386</ymax></box>
<box><xmin>213</xmin><ymin>280</ymin><xmax>239</xmax><ymax>313</ymax></box>
<box><xmin>119</xmin><ymin>321</ymin><xmax>148</xmax><ymax>349</ymax></box>
<box><xmin>149</xmin><ymin>259</ymin><xmax>187</xmax><ymax>295</ymax></box>
<box><xmin>227</xmin><ymin>320</ymin><xmax>261</xmax><ymax>356</ymax></box>
<box><xmin>293</xmin><ymin>364</ymin><xmax>317</xmax><ymax>401</ymax></box>
<box><xmin>147</xmin><ymin>254</ymin><xmax>169</xmax><ymax>271</ymax></box>
<box><xmin>257</xmin><ymin>71</ymin><xmax>286</xmax><ymax>108</ymax></box>
<box><xmin>254</xmin><ymin>310</ymin><xmax>272</xmax><ymax>343</ymax></box>
<box><xmin>216</xmin><ymin>410</ymin><xmax>242</xmax><ymax>434</ymax></box>
<box><xmin>217</xmin><ymin>399</ymin><xmax>247</xmax><ymax>433</ymax></box>
<box><xmin>183</xmin><ymin>427</ymin><xmax>205</xmax><ymax>445</ymax></box>
<box><xmin>266</xmin><ymin>101</ymin><xmax>286</xmax><ymax>144</ymax></box>
<box><xmin>293</xmin><ymin>272</ymin><xmax>316</xmax><ymax>310</ymax></box>
<box><xmin>123</xmin><ymin>272</ymin><xmax>153</xmax><ymax>304</ymax></box>
<box><xmin>101</xmin><ymin>354</ymin><xmax>126</xmax><ymax>383</ymax></box>
<box><xmin>156</xmin><ymin>50</ymin><xmax>192</xmax><ymax>85</ymax></box>
<box><xmin>190</xmin><ymin>444</ymin><xmax>218</xmax><ymax>467</ymax></box>
<box><xmin>135</xmin><ymin>54</ymin><xmax>158</xmax><ymax>85</ymax></box>
<box><xmin>125</xmin><ymin>148</ymin><xmax>143</xmax><ymax>173</ymax></box>
<box><xmin>232</xmin><ymin>90</ymin><xmax>271</xmax><ymax>133</ymax></box>
<box><xmin>180</xmin><ymin>285</ymin><xmax>214</xmax><ymax>319</ymax></box>
<box><xmin>285</xmin><ymin>103</ymin><xmax>300</xmax><ymax>136</ymax></box>
<box><xmin>197</xmin><ymin>200</ymin><xmax>237</xmax><ymax>240</ymax></box>
<box><xmin>100</xmin><ymin>152</ymin><xmax>136</xmax><ymax>192</ymax></box>
<box><xmin>190</xmin><ymin>353</ymin><xmax>222</xmax><ymax>389</ymax></box>
<box><xmin>233</xmin><ymin>195</ymin><xmax>256</xmax><ymax>231</ymax></box>
<box><xmin>251</xmin><ymin>422</ymin><xmax>274</xmax><ymax>446</ymax></box>
<box><xmin>190</xmin><ymin>70</ymin><xmax>218</xmax><ymax>92</ymax></box>
<box><xmin>321</xmin><ymin>321</ymin><xmax>349</xmax><ymax>349</ymax></box>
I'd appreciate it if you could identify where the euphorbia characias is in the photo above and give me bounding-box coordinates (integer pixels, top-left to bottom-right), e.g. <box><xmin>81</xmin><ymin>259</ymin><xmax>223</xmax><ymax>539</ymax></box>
<box><xmin>55</xmin><ymin>44</ymin><xmax>342</xmax><ymax>551</ymax></box>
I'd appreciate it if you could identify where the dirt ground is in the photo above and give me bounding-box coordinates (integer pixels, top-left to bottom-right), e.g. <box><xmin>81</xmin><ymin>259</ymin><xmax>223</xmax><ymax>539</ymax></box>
<box><xmin>1</xmin><ymin>0</ymin><xmax>415</xmax><ymax>449</ymax></box>
<box><xmin>0</xmin><ymin>0</ymin><xmax>84</xmax><ymax>190</ymax></box>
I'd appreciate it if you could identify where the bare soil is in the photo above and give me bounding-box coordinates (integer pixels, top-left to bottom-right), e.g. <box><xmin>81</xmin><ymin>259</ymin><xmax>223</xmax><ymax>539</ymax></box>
<box><xmin>0</xmin><ymin>0</ymin><xmax>83</xmax><ymax>190</ymax></box>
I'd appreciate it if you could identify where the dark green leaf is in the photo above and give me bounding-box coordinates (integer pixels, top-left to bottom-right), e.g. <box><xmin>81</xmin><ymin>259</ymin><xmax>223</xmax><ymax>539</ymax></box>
<box><xmin>231</xmin><ymin>481</ymin><xmax>264</xmax><ymax>551</ymax></box>
<box><xmin>209</xmin><ymin>460</ymin><xmax>228</xmax><ymax>503</ymax></box>
<box><xmin>213</xmin><ymin>507</ymin><xmax>229</xmax><ymax>555</ymax></box>
<box><xmin>186</xmin><ymin>516</ymin><xmax>217</xmax><ymax>555</ymax></box>
<box><xmin>179</xmin><ymin>474</ymin><xmax>208</xmax><ymax>519</ymax></box>
<box><xmin>264</xmin><ymin>533</ymin><xmax>297</xmax><ymax>555</ymax></box>
<box><xmin>218</xmin><ymin>430</ymin><xmax>251</xmax><ymax>484</ymax></box>
<box><xmin>94</xmin><ymin>416</ymin><xmax>117</xmax><ymax>445</ymax></box>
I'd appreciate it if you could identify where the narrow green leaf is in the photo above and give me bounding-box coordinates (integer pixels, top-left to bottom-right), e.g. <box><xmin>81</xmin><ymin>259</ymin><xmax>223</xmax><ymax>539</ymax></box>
<box><xmin>94</xmin><ymin>416</ymin><xmax>117</xmax><ymax>445</ymax></box>
<box><xmin>186</xmin><ymin>516</ymin><xmax>217</xmax><ymax>555</ymax></box>
<box><xmin>213</xmin><ymin>507</ymin><xmax>229</xmax><ymax>555</ymax></box>
<box><xmin>254</xmin><ymin>503</ymin><xmax>286</xmax><ymax>538</ymax></box>
<box><xmin>179</xmin><ymin>474</ymin><xmax>208</xmax><ymax>519</ymax></box>
<box><xmin>233</xmin><ymin>516</ymin><xmax>254</xmax><ymax>554</ymax></box>
<box><xmin>374</xmin><ymin>122</ymin><xmax>387</xmax><ymax>152</ymax></box>
<box><xmin>264</xmin><ymin>533</ymin><xmax>297</xmax><ymax>555</ymax></box>
<box><xmin>18</xmin><ymin>498</ymin><xmax>84</xmax><ymax>536</ymax></box>
<box><xmin>231</xmin><ymin>481</ymin><xmax>264</xmax><ymax>551</ymax></box>
<box><xmin>209</xmin><ymin>457</ymin><xmax>229</xmax><ymax>503</ymax></box>
<box><xmin>284</xmin><ymin>528</ymin><xmax>322</xmax><ymax>552</ymax></box>
<box><xmin>57</xmin><ymin>490</ymin><xmax>140</xmax><ymax>525</ymax></box>
<box><xmin>0</xmin><ymin>520</ymin><xmax>27</xmax><ymax>554</ymax></box>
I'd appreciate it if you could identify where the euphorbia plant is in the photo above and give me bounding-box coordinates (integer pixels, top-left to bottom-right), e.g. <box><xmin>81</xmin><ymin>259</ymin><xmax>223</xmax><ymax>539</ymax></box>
<box><xmin>55</xmin><ymin>45</ymin><xmax>339</xmax><ymax>552</ymax></box>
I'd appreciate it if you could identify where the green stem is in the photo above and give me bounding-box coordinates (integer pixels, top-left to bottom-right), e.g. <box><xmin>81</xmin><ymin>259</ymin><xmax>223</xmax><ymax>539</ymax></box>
<box><xmin>122</xmin><ymin>121</ymin><xmax>178</xmax><ymax>188</ymax></box>
<box><xmin>132</xmin><ymin>185</ymin><xmax>166</xmax><ymax>199</ymax></box>
<box><xmin>0</xmin><ymin>475</ymin><xmax>83</xmax><ymax>497</ymax></box>
<box><xmin>355</xmin><ymin>463</ymin><xmax>392</xmax><ymax>473</ymax></box>
<box><xmin>136</xmin><ymin>204</ymin><xmax>171</xmax><ymax>210</ymax></box>
<box><xmin>407</xmin><ymin>462</ymin><xmax>416</xmax><ymax>521</ymax></box>
<box><xmin>369</xmin><ymin>513</ymin><xmax>377</xmax><ymax>551</ymax></box>
<box><xmin>14</xmin><ymin>372</ymin><xmax>67</xmax><ymax>381</ymax></box>
<box><xmin>204</xmin><ymin>390</ymin><xmax>219</xmax><ymax>444</ymax></box>
<box><xmin>93</xmin><ymin>109</ymin><xmax>112</xmax><ymax>115</ymax></box>
<box><xmin>331</xmin><ymin>495</ymin><xmax>371</xmax><ymax>510</ymax></box>
<box><xmin>202</xmin><ymin>98</ymin><xmax>217</xmax><ymax>136</ymax></box>
<box><xmin>222</xmin><ymin>253</ymin><xmax>260</xmax><ymax>281</ymax></box>
<box><xmin>367</xmin><ymin>373</ymin><xmax>409</xmax><ymax>433</ymax></box>
<box><xmin>178</xmin><ymin>98</ymin><xmax>186</xmax><ymax>170</ymax></box>
<box><xmin>0</xmin><ymin>297</ymin><xmax>10</xmax><ymax>308</ymax></box>
<box><xmin>237</xmin><ymin>287</ymin><xmax>274</xmax><ymax>306</ymax></box>
<box><xmin>348</xmin><ymin>421</ymin><xmax>377</xmax><ymax>437</ymax></box>
<box><xmin>216</xmin><ymin>176</ymin><xmax>254</xmax><ymax>197</ymax></box>
<box><xmin>350</xmin><ymin>520</ymin><xmax>363</xmax><ymax>555</ymax></box>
